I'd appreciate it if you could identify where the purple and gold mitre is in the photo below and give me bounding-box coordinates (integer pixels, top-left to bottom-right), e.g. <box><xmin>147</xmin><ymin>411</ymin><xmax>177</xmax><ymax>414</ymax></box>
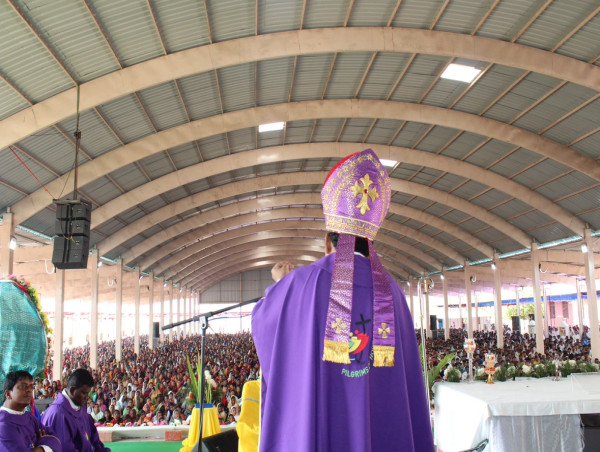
<box><xmin>321</xmin><ymin>149</ymin><xmax>396</xmax><ymax>368</ymax></box>
<box><xmin>321</xmin><ymin>149</ymin><xmax>391</xmax><ymax>240</ymax></box>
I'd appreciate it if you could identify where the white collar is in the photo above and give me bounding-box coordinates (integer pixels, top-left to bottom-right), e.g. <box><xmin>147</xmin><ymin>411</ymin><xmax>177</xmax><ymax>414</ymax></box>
<box><xmin>0</xmin><ymin>406</ymin><xmax>27</xmax><ymax>415</ymax></box>
<box><xmin>62</xmin><ymin>389</ymin><xmax>80</xmax><ymax>411</ymax></box>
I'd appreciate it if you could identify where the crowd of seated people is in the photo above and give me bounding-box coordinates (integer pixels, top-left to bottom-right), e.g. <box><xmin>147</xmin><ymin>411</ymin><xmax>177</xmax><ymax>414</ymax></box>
<box><xmin>39</xmin><ymin>332</ymin><xmax>258</xmax><ymax>427</ymax></box>
<box><xmin>33</xmin><ymin>324</ymin><xmax>597</xmax><ymax>427</ymax></box>
<box><xmin>421</xmin><ymin>324</ymin><xmax>597</xmax><ymax>380</ymax></box>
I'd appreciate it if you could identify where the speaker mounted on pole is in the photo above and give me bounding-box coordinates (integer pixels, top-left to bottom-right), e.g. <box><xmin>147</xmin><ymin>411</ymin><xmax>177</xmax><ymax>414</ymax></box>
<box><xmin>52</xmin><ymin>199</ymin><xmax>91</xmax><ymax>270</ymax></box>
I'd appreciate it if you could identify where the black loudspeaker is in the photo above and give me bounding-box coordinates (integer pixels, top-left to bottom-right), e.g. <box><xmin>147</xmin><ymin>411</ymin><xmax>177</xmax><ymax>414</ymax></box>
<box><xmin>432</xmin><ymin>330</ymin><xmax>445</xmax><ymax>340</ymax></box>
<box><xmin>52</xmin><ymin>199</ymin><xmax>91</xmax><ymax>270</ymax></box>
<box><xmin>512</xmin><ymin>315</ymin><xmax>520</xmax><ymax>332</ymax></box>
<box><xmin>429</xmin><ymin>315</ymin><xmax>437</xmax><ymax>331</ymax></box>
<box><xmin>200</xmin><ymin>429</ymin><xmax>238</xmax><ymax>452</ymax></box>
<box><xmin>153</xmin><ymin>322</ymin><xmax>160</xmax><ymax>337</ymax></box>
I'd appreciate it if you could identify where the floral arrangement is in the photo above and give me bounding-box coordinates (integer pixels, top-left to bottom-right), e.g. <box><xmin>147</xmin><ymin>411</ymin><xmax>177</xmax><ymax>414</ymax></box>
<box><xmin>472</xmin><ymin>359</ymin><xmax>599</xmax><ymax>382</ymax></box>
<box><xmin>186</xmin><ymin>354</ymin><xmax>218</xmax><ymax>406</ymax></box>
<box><xmin>445</xmin><ymin>367</ymin><xmax>462</xmax><ymax>383</ymax></box>
<box><xmin>4</xmin><ymin>274</ymin><xmax>53</xmax><ymax>380</ymax></box>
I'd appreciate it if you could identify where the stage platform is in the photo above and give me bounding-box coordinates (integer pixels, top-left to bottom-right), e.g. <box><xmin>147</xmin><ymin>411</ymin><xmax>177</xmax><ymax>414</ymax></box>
<box><xmin>110</xmin><ymin>442</ymin><xmax>180</xmax><ymax>452</ymax></box>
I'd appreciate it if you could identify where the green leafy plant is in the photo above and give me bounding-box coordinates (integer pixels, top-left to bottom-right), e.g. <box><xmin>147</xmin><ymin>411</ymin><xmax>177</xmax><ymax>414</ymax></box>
<box><xmin>187</xmin><ymin>354</ymin><xmax>219</xmax><ymax>406</ymax></box>
<box><xmin>495</xmin><ymin>366</ymin><xmax>507</xmax><ymax>382</ymax></box>
<box><xmin>186</xmin><ymin>353</ymin><xmax>202</xmax><ymax>404</ymax></box>
<box><xmin>446</xmin><ymin>367</ymin><xmax>462</xmax><ymax>382</ymax></box>
<box><xmin>419</xmin><ymin>344</ymin><xmax>456</xmax><ymax>398</ymax></box>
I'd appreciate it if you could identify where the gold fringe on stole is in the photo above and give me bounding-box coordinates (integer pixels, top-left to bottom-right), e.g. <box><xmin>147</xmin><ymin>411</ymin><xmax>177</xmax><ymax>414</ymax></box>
<box><xmin>373</xmin><ymin>345</ymin><xmax>395</xmax><ymax>367</ymax></box>
<box><xmin>323</xmin><ymin>339</ymin><xmax>351</xmax><ymax>364</ymax></box>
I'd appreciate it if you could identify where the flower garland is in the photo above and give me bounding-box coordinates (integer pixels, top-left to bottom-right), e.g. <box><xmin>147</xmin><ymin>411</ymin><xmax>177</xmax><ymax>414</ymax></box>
<box><xmin>473</xmin><ymin>360</ymin><xmax>599</xmax><ymax>381</ymax></box>
<box><xmin>442</xmin><ymin>359</ymin><xmax>599</xmax><ymax>384</ymax></box>
<box><xmin>4</xmin><ymin>274</ymin><xmax>53</xmax><ymax>380</ymax></box>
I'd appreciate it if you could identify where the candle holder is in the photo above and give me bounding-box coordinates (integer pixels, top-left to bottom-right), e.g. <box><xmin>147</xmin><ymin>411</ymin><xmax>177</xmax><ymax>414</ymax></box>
<box><xmin>552</xmin><ymin>357</ymin><xmax>561</xmax><ymax>381</ymax></box>
<box><xmin>484</xmin><ymin>353</ymin><xmax>496</xmax><ymax>384</ymax></box>
<box><xmin>464</xmin><ymin>339</ymin><xmax>477</xmax><ymax>384</ymax></box>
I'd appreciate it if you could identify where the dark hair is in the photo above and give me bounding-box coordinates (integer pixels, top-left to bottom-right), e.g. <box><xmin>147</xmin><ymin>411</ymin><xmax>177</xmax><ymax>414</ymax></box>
<box><xmin>67</xmin><ymin>368</ymin><xmax>94</xmax><ymax>389</ymax></box>
<box><xmin>4</xmin><ymin>370</ymin><xmax>33</xmax><ymax>393</ymax></box>
<box><xmin>327</xmin><ymin>232</ymin><xmax>369</xmax><ymax>257</ymax></box>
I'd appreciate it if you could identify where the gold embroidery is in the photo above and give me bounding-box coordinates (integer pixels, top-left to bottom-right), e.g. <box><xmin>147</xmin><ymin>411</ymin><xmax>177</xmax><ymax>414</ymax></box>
<box><xmin>373</xmin><ymin>345</ymin><xmax>395</xmax><ymax>367</ymax></box>
<box><xmin>378</xmin><ymin>323</ymin><xmax>391</xmax><ymax>339</ymax></box>
<box><xmin>351</xmin><ymin>173</ymin><xmax>379</xmax><ymax>215</ymax></box>
<box><xmin>331</xmin><ymin>317</ymin><xmax>347</xmax><ymax>334</ymax></box>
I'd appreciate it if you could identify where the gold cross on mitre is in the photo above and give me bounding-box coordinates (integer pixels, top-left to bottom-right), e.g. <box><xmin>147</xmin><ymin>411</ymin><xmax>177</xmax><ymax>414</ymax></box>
<box><xmin>351</xmin><ymin>173</ymin><xmax>379</xmax><ymax>215</ymax></box>
<box><xmin>378</xmin><ymin>323</ymin><xmax>391</xmax><ymax>339</ymax></box>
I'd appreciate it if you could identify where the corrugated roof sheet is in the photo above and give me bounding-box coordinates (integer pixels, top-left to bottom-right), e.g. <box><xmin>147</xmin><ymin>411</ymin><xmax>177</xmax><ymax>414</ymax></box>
<box><xmin>0</xmin><ymin>82</ymin><xmax>29</xmax><ymax>121</ymax></box>
<box><xmin>435</xmin><ymin>0</ymin><xmax>495</xmax><ymax>34</ymax></box>
<box><xmin>2</xmin><ymin>0</ymin><xmax>600</xmax><ymax>286</ymax></box>
<box><xmin>151</xmin><ymin>0</ymin><xmax>212</xmax><ymax>52</ymax></box>
<box><xmin>88</xmin><ymin>0</ymin><xmax>164</xmax><ymax>66</ymax></box>
<box><xmin>178</xmin><ymin>72</ymin><xmax>223</xmax><ymax>120</ymax></box>
<box><xmin>0</xmin><ymin>1</ymin><xmax>73</xmax><ymax>103</ymax></box>
<box><xmin>476</xmin><ymin>0</ymin><xmax>540</xmax><ymax>41</ymax></box>
<box><xmin>292</xmin><ymin>54</ymin><xmax>334</xmax><ymax>101</ymax></box>
<box><xmin>96</xmin><ymin>94</ymin><xmax>156</xmax><ymax>143</ymax></box>
<box><xmin>516</xmin><ymin>0</ymin><xmax>596</xmax><ymax>52</ymax></box>
<box><xmin>257</xmin><ymin>57</ymin><xmax>294</xmax><ymax>106</ymax></box>
<box><xmin>258</xmin><ymin>0</ymin><xmax>302</xmax><ymax>34</ymax></box>
<box><xmin>109</xmin><ymin>163</ymin><xmax>148</xmax><ymax>192</ymax></box>
<box><xmin>208</xmin><ymin>0</ymin><xmax>255</xmax><ymax>42</ymax></box>
<box><xmin>303</xmin><ymin>0</ymin><xmax>349</xmax><ymax>28</ymax></box>
<box><xmin>137</xmin><ymin>82</ymin><xmax>188</xmax><ymax>131</ymax></box>
<box><xmin>556</xmin><ymin>14</ymin><xmax>600</xmax><ymax>61</ymax></box>
<box><xmin>326</xmin><ymin>52</ymin><xmax>373</xmax><ymax>99</ymax></box>
<box><xmin>219</xmin><ymin>63</ymin><xmax>255</xmax><ymax>112</ymax></box>
<box><xmin>349</xmin><ymin>0</ymin><xmax>399</xmax><ymax>26</ymax></box>
<box><xmin>366</xmin><ymin>119</ymin><xmax>403</xmax><ymax>144</ymax></box>
<box><xmin>394</xmin><ymin>0</ymin><xmax>447</xmax><ymax>29</ymax></box>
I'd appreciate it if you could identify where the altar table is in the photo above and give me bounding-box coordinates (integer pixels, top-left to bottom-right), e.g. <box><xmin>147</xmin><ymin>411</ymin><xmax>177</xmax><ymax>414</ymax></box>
<box><xmin>434</xmin><ymin>373</ymin><xmax>600</xmax><ymax>452</ymax></box>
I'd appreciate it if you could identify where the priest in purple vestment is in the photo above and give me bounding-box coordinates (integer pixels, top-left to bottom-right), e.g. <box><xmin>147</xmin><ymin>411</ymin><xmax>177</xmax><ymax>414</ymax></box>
<box><xmin>0</xmin><ymin>370</ymin><xmax>61</xmax><ymax>452</ymax></box>
<box><xmin>252</xmin><ymin>149</ymin><xmax>434</xmax><ymax>452</ymax></box>
<box><xmin>42</xmin><ymin>369</ymin><xmax>110</xmax><ymax>452</ymax></box>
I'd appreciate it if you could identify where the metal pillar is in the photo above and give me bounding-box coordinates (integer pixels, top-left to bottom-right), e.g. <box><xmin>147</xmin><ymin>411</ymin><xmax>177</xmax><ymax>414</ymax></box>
<box><xmin>531</xmin><ymin>242</ymin><xmax>545</xmax><ymax>355</ymax></box>
<box><xmin>90</xmin><ymin>250</ymin><xmax>99</xmax><ymax>369</ymax></box>
<box><xmin>52</xmin><ymin>270</ymin><xmax>65</xmax><ymax>380</ymax></box>
<box><xmin>493</xmin><ymin>255</ymin><xmax>503</xmax><ymax>349</ymax></box>
<box><xmin>464</xmin><ymin>261</ymin><xmax>473</xmax><ymax>338</ymax></box>
<box><xmin>584</xmin><ymin>229</ymin><xmax>600</xmax><ymax>359</ymax></box>
<box><xmin>115</xmin><ymin>259</ymin><xmax>123</xmax><ymax>361</ymax></box>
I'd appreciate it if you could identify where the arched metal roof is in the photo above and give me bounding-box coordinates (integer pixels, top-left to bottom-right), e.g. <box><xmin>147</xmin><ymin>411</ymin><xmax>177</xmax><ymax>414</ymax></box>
<box><xmin>2</xmin><ymin>0</ymin><xmax>600</xmax><ymax>295</ymax></box>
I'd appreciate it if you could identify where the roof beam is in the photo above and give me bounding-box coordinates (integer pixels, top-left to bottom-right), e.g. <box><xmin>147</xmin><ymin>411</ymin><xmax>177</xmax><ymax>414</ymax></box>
<box><xmin>190</xmin><ymin>251</ymin><xmax>409</xmax><ymax>292</ymax></box>
<box><xmin>11</xmin><ymin>102</ymin><xmax>590</xmax><ymax>236</ymax></box>
<box><xmin>126</xmin><ymin>205</ymin><xmax>446</xmax><ymax>272</ymax></box>
<box><xmin>150</xmin><ymin>220</ymin><xmax>430</xmax><ymax>279</ymax></box>
<box><xmin>95</xmin><ymin>170</ymin><xmax>493</xmax><ymax>258</ymax></box>
<box><xmin>3</xmin><ymin>27</ymin><xmax>600</xmax><ymax>154</ymax></box>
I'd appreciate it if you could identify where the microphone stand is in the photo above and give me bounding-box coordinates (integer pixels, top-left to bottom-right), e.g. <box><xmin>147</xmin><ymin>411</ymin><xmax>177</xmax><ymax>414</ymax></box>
<box><xmin>161</xmin><ymin>296</ymin><xmax>260</xmax><ymax>451</ymax></box>
<box><xmin>417</xmin><ymin>277</ymin><xmax>434</xmax><ymax>423</ymax></box>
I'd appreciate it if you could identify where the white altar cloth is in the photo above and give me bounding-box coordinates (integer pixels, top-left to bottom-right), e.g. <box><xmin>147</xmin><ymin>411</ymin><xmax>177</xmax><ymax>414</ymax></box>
<box><xmin>434</xmin><ymin>374</ymin><xmax>600</xmax><ymax>452</ymax></box>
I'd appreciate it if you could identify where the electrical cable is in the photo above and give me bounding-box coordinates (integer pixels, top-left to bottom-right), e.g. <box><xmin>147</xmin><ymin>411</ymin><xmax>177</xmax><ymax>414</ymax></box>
<box><xmin>8</xmin><ymin>146</ymin><xmax>55</xmax><ymax>199</ymax></box>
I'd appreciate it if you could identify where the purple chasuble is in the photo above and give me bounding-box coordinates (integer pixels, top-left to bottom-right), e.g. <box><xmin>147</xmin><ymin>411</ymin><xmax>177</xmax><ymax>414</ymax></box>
<box><xmin>42</xmin><ymin>393</ymin><xmax>110</xmax><ymax>452</ymax></box>
<box><xmin>0</xmin><ymin>407</ymin><xmax>62</xmax><ymax>452</ymax></box>
<box><xmin>252</xmin><ymin>253</ymin><xmax>434</xmax><ymax>452</ymax></box>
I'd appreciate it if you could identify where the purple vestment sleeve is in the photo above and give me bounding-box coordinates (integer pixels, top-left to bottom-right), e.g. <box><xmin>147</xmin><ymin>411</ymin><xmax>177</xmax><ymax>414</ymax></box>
<box><xmin>42</xmin><ymin>394</ymin><xmax>110</xmax><ymax>452</ymax></box>
<box><xmin>252</xmin><ymin>254</ymin><xmax>434</xmax><ymax>452</ymax></box>
<box><xmin>0</xmin><ymin>409</ymin><xmax>62</xmax><ymax>452</ymax></box>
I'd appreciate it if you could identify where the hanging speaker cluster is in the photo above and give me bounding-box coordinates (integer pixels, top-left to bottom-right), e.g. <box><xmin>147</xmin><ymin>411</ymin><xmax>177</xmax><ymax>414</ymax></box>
<box><xmin>52</xmin><ymin>199</ymin><xmax>91</xmax><ymax>270</ymax></box>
